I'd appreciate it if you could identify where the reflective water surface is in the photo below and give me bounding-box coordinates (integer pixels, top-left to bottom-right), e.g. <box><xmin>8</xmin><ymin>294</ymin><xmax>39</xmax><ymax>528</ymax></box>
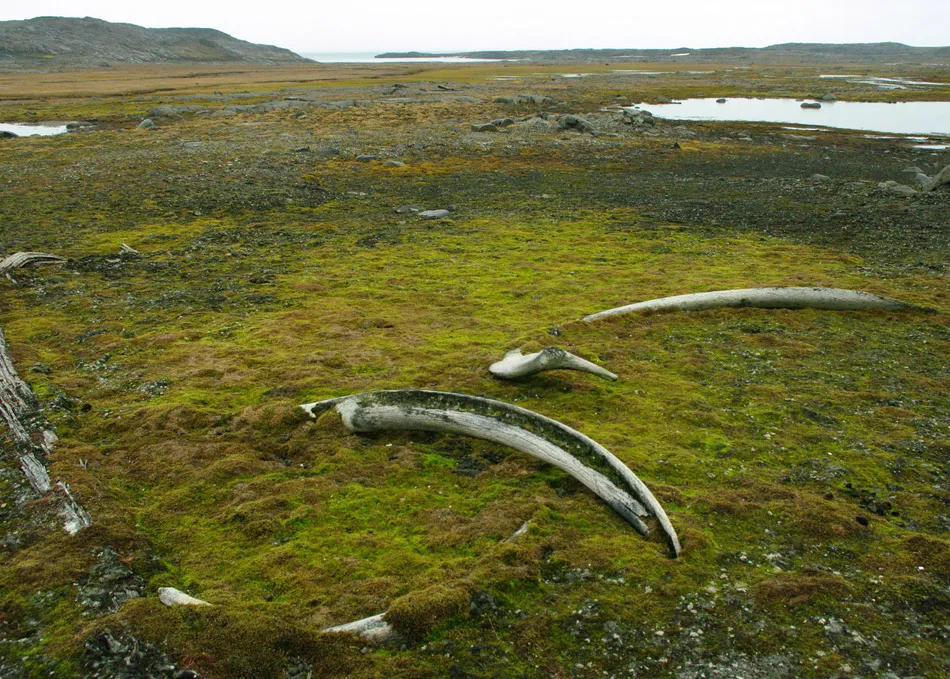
<box><xmin>632</xmin><ymin>98</ymin><xmax>950</xmax><ymax>136</ymax></box>
<box><xmin>0</xmin><ymin>123</ymin><xmax>69</xmax><ymax>137</ymax></box>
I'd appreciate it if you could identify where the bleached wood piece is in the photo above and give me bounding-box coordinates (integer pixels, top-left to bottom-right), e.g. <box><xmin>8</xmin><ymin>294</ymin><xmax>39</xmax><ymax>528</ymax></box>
<box><xmin>490</xmin><ymin>347</ymin><xmax>618</xmax><ymax>381</ymax></box>
<box><xmin>119</xmin><ymin>243</ymin><xmax>140</xmax><ymax>256</ymax></box>
<box><xmin>158</xmin><ymin>587</ymin><xmax>211</xmax><ymax>607</ymax></box>
<box><xmin>584</xmin><ymin>286</ymin><xmax>928</xmax><ymax>322</ymax></box>
<box><xmin>302</xmin><ymin>390</ymin><xmax>680</xmax><ymax>556</ymax></box>
<box><xmin>323</xmin><ymin>613</ymin><xmax>399</xmax><ymax>644</ymax></box>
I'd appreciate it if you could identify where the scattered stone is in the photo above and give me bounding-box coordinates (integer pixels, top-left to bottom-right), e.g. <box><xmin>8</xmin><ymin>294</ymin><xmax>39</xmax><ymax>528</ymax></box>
<box><xmin>384</xmin><ymin>160</ymin><xmax>405</xmax><ymax>167</ymax></box>
<box><xmin>418</xmin><ymin>209</ymin><xmax>451</xmax><ymax>219</ymax></box>
<box><xmin>292</xmin><ymin>146</ymin><xmax>310</xmax><ymax>153</ymax></box>
<box><xmin>181</xmin><ymin>141</ymin><xmax>203</xmax><ymax>148</ymax></box>
<box><xmin>821</xmin><ymin>93</ymin><xmax>837</xmax><ymax>101</ymax></box>
<box><xmin>902</xmin><ymin>166</ymin><xmax>924</xmax><ymax>174</ymax></box>
<box><xmin>801</xmin><ymin>101</ymin><xmax>822</xmax><ymax>109</ymax></box>
<box><xmin>878</xmin><ymin>181</ymin><xmax>917</xmax><ymax>196</ymax></box>
<box><xmin>472</xmin><ymin>122</ymin><xmax>497</xmax><ymax>132</ymax></box>
<box><xmin>657</xmin><ymin>96</ymin><xmax>672</xmax><ymax>103</ymax></box>
<box><xmin>314</xmin><ymin>146</ymin><xmax>340</xmax><ymax>158</ymax></box>
<box><xmin>716</xmin><ymin>98</ymin><xmax>727</xmax><ymax>103</ymax></box>
<box><xmin>914</xmin><ymin>172</ymin><xmax>931</xmax><ymax>188</ymax></box>
<box><xmin>355</xmin><ymin>154</ymin><xmax>376</xmax><ymax>162</ymax></box>
<box><xmin>556</xmin><ymin>114</ymin><xmax>597</xmax><ymax>134</ymax></box>
<box><xmin>137</xmin><ymin>118</ymin><xmax>156</xmax><ymax>129</ymax></box>
<box><xmin>394</xmin><ymin>205</ymin><xmax>421</xmax><ymax>213</ymax></box>
<box><xmin>810</xmin><ymin>173</ymin><xmax>830</xmax><ymax>181</ymax></box>
<box><xmin>921</xmin><ymin>163</ymin><xmax>950</xmax><ymax>192</ymax></box>
<box><xmin>82</xmin><ymin>629</ymin><xmax>182</xmax><ymax>679</ymax></box>
<box><xmin>621</xmin><ymin>109</ymin><xmax>656</xmax><ymax>127</ymax></box>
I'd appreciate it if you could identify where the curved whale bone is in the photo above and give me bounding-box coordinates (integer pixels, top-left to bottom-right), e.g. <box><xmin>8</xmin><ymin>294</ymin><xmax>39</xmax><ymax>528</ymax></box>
<box><xmin>0</xmin><ymin>252</ymin><xmax>66</xmax><ymax>281</ymax></box>
<box><xmin>489</xmin><ymin>347</ymin><xmax>618</xmax><ymax>381</ymax></box>
<box><xmin>301</xmin><ymin>390</ymin><xmax>680</xmax><ymax>556</ymax></box>
<box><xmin>584</xmin><ymin>286</ymin><xmax>930</xmax><ymax>322</ymax></box>
<box><xmin>323</xmin><ymin>613</ymin><xmax>400</xmax><ymax>644</ymax></box>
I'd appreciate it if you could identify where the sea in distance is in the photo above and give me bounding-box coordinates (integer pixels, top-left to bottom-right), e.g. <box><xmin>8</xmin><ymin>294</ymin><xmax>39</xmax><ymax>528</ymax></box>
<box><xmin>302</xmin><ymin>52</ymin><xmax>500</xmax><ymax>63</ymax></box>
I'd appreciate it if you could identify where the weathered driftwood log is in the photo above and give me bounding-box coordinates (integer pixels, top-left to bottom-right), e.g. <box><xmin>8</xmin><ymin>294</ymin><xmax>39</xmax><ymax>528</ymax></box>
<box><xmin>489</xmin><ymin>347</ymin><xmax>618</xmax><ymax>381</ymax></box>
<box><xmin>584</xmin><ymin>287</ymin><xmax>929</xmax><ymax>322</ymax></box>
<box><xmin>158</xmin><ymin>587</ymin><xmax>211</xmax><ymax>607</ymax></box>
<box><xmin>0</xmin><ymin>252</ymin><xmax>66</xmax><ymax>280</ymax></box>
<box><xmin>0</xmin><ymin>328</ymin><xmax>91</xmax><ymax>532</ymax></box>
<box><xmin>301</xmin><ymin>390</ymin><xmax>680</xmax><ymax>556</ymax></box>
<box><xmin>323</xmin><ymin>613</ymin><xmax>399</xmax><ymax>644</ymax></box>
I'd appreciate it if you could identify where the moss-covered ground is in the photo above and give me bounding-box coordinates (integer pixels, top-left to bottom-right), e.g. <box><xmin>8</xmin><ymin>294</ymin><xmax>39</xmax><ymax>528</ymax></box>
<box><xmin>1</xmin><ymin>61</ymin><xmax>948</xmax><ymax>678</ymax></box>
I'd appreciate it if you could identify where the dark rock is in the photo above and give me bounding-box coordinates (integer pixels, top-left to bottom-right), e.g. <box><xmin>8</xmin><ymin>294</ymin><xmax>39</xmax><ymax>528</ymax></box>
<box><xmin>471</xmin><ymin>122</ymin><xmax>497</xmax><ymax>132</ymax></box>
<box><xmin>0</xmin><ymin>130</ymin><xmax>18</xmax><ymax>139</ymax></box>
<box><xmin>716</xmin><ymin>98</ymin><xmax>727</xmax><ymax>103</ymax></box>
<box><xmin>657</xmin><ymin>96</ymin><xmax>672</xmax><ymax>103</ymax></box>
<box><xmin>800</xmin><ymin>101</ymin><xmax>822</xmax><ymax>109</ymax></box>
<box><xmin>355</xmin><ymin>154</ymin><xmax>376</xmax><ymax>162</ymax></box>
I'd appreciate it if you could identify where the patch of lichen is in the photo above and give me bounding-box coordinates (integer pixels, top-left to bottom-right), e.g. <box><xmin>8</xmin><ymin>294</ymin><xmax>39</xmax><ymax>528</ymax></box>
<box><xmin>0</xmin><ymin>63</ymin><xmax>948</xmax><ymax>677</ymax></box>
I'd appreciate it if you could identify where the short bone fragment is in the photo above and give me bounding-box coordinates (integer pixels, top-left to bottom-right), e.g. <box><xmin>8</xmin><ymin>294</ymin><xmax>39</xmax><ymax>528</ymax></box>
<box><xmin>158</xmin><ymin>587</ymin><xmax>211</xmax><ymax>607</ymax></box>
<box><xmin>584</xmin><ymin>286</ymin><xmax>929</xmax><ymax>322</ymax></box>
<box><xmin>323</xmin><ymin>613</ymin><xmax>399</xmax><ymax>644</ymax></box>
<box><xmin>489</xmin><ymin>347</ymin><xmax>618</xmax><ymax>381</ymax></box>
<box><xmin>301</xmin><ymin>390</ymin><xmax>680</xmax><ymax>556</ymax></box>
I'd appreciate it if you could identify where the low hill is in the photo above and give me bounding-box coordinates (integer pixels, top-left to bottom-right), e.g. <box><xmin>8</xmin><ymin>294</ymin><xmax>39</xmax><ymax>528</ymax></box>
<box><xmin>378</xmin><ymin>42</ymin><xmax>950</xmax><ymax>64</ymax></box>
<box><xmin>0</xmin><ymin>16</ymin><xmax>309</xmax><ymax>68</ymax></box>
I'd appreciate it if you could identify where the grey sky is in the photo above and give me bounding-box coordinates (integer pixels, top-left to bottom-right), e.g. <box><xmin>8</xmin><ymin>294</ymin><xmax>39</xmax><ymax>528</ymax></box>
<box><xmin>3</xmin><ymin>1</ymin><xmax>948</xmax><ymax>53</ymax></box>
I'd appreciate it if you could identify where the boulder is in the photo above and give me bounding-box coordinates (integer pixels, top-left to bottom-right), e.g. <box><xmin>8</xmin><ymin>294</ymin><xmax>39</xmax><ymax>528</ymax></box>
<box><xmin>0</xmin><ymin>130</ymin><xmax>17</xmax><ymax>139</ymax></box>
<box><xmin>471</xmin><ymin>123</ymin><xmax>497</xmax><ymax>132</ymax></box>
<box><xmin>556</xmin><ymin>114</ymin><xmax>596</xmax><ymax>134</ymax></box>
<box><xmin>821</xmin><ymin>93</ymin><xmax>837</xmax><ymax>101</ymax></box>
<box><xmin>716</xmin><ymin>98</ymin><xmax>727</xmax><ymax>103</ymax></box>
<box><xmin>384</xmin><ymin>160</ymin><xmax>405</xmax><ymax>167</ymax></box>
<box><xmin>801</xmin><ymin>101</ymin><xmax>822</xmax><ymax>109</ymax></box>
<box><xmin>921</xmin><ymin>164</ymin><xmax>950</xmax><ymax>192</ymax></box>
<box><xmin>356</xmin><ymin>154</ymin><xmax>376</xmax><ymax>162</ymax></box>
<box><xmin>622</xmin><ymin>109</ymin><xmax>656</xmax><ymax>127</ymax></box>
<box><xmin>137</xmin><ymin>118</ymin><xmax>155</xmax><ymax>129</ymax></box>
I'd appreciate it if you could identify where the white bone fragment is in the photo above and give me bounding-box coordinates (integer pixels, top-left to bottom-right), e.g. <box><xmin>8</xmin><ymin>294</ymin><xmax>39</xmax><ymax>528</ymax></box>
<box><xmin>302</xmin><ymin>390</ymin><xmax>680</xmax><ymax>556</ymax></box>
<box><xmin>584</xmin><ymin>287</ymin><xmax>929</xmax><ymax>322</ymax></box>
<box><xmin>489</xmin><ymin>347</ymin><xmax>617</xmax><ymax>381</ymax></box>
<box><xmin>323</xmin><ymin>613</ymin><xmax>399</xmax><ymax>644</ymax></box>
<box><xmin>158</xmin><ymin>587</ymin><xmax>211</xmax><ymax>607</ymax></box>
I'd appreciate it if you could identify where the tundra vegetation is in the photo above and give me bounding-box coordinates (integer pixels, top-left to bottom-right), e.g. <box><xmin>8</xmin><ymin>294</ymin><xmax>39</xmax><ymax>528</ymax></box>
<box><xmin>0</xmin><ymin>57</ymin><xmax>949</xmax><ymax>678</ymax></box>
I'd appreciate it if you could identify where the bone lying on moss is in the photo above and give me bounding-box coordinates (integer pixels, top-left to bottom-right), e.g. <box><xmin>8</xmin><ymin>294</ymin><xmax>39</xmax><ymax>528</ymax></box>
<box><xmin>323</xmin><ymin>613</ymin><xmax>400</xmax><ymax>644</ymax></box>
<box><xmin>489</xmin><ymin>347</ymin><xmax>618</xmax><ymax>381</ymax></box>
<box><xmin>0</xmin><ymin>251</ymin><xmax>66</xmax><ymax>282</ymax></box>
<box><xmin>584</xmin><ymin>286</ymin><xmax>930</xmax><ymax>322</ymax></box>
<box><xmin>158</xmin><ymin>587</ymin><xmax>211</xmax><ymax>607</ymax></box>
<box><xmin>301</xmin><ymin>390</ymin><xmax>680</xmax><ymax>556</ymax></box>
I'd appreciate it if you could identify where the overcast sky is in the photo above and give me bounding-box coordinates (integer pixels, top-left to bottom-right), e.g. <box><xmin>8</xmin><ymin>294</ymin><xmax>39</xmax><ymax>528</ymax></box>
<box><xmin>3</xmin><ymin>1</ymin><xmax>948</xmax><ymax>53</ymax></box>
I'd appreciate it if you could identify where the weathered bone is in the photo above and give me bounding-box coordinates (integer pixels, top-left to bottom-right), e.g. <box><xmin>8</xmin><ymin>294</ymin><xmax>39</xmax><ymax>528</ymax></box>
<box><xmin>323</xmin><ymin>613</ymin><xmax>399</xmax><ymax>644</ymax></box>
<box><xmin>0</xmin><ymin>251</ymin><xmax>66</xmax><ymax>276</ymax></box>
<box><xmin>158</xmin><ymin>587</ymin><xmax>211</xmax><ymax>607</ymax></box>
<box><xmin>0</xmin><ymin>327</ymin><xmax>91</xmax><ymax>531</ymax></box>
<box><xmin>489</xmin><ymin>347</ymin><xmax>618</xmax><ymax>381</ymax></box>
<box><xmin>301</xmin><ymin>390</ymin><xmax>680</xmax><ymax>556</ymax></box>
<box><xmin>584</xmin><ymin>286</ymin><xmax>929</xmax><ymax>322</ymax></box>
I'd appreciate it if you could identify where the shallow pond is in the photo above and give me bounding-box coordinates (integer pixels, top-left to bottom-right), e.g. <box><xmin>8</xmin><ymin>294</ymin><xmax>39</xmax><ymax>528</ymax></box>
<box><xmin>0</xmin><ymin>123</ymin><xmax>69</xmax><ymax>137</ymax></box>
<box><xmin>632</xmin><ymin>98</ymin><xmax>950</xmax><ymax>136</ymax></box>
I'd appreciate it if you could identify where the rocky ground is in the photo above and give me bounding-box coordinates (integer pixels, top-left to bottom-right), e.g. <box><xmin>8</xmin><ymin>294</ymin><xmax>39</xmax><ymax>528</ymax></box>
<box><xmin>0</xmin><ymin>62</ymin><xmax>948</xmax><ymax>678</ymax></box>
